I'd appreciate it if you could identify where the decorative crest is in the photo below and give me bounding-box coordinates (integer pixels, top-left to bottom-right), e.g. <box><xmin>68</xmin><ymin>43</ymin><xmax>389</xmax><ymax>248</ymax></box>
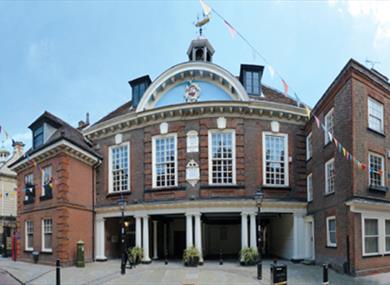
<box><xmin>184</xmin><ymin>81</ymin><xmax>201</xmax><ymax>103</ymax></box>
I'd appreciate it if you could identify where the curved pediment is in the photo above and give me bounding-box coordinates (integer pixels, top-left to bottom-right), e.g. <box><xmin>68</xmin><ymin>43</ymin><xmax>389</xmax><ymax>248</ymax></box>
<box><xmin>136</xmin><ymin>61</ymin><xmax>249</xmax><ymax>112</ymax></box>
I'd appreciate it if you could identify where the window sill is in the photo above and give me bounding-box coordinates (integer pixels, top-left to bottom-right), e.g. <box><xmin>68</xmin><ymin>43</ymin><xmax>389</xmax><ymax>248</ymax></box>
<box><xmin>368</xmin><ymin>186</ymin><xmax>388</xmax><ymax>193</ymax></box>
<box><xmin>261</xmin><ymin>185</ymin><xmax>291</xmax><ymax>191</ymax></box>
<box><xmin>41</xmin><ymin>250</ymin><xmax>53</xmax><ymax>254</ymax></box>
<box><xmin>362</xmin><ymin>253</ymin><xmax>382</xmax><ymax>258</ymax></box>
<box><xmin>145</xmin><ymin>186</ymin><xmax>185</xmax><ymax>193</ymax></box>
<box><xmin>326</xmin><ymin>245</ymin><xmax>337</xmax><ymax>249</ymax></box>
<box><xmin>324</xmin><ymin>191</ymin><xmax>335</xmax><ymax>197</ymax></box>
<box><xmin>200</xmin><ymin>184</ymin><xmax>244</xmax><ymax>190</ymax></box>
<box><xmin>106</xmin><ymin>191</ymin><xmax>132</xmax><ymax>197</ymax></box>
<box><xmin>367</xmin><ymin>127</ymin><xmax>385</xmax><ymax>137</ymax></box>
<box><xmin>24</xmin><ymin>249</ymin><xmax>33</xmax><ymax>253</ymax></box>
<box><xmin>39</xmin><ymin>194</ymin><xmax>53</xmax><ymax>201</ymax></box>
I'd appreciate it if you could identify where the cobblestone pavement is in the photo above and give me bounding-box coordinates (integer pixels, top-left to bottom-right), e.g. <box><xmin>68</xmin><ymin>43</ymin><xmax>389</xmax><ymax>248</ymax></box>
<box><xmin>1</xmin><ymin>257</ymin><xmax>389</xmax><ymax>285</ymax></box>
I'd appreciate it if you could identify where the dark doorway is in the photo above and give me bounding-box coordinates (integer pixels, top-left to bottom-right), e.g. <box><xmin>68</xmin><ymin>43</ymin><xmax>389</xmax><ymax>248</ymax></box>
<box><xmin>173</xmin><ymin>231</ymin><xmax>186</xmax><ymax>258</ymax></box>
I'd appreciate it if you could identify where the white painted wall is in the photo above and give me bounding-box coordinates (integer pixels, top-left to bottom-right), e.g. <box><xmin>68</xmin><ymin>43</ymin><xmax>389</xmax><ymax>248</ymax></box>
<box><xmin>269</xmin><ymin>214</ymin><xmax>294</xmax><ymax>259</ymax></box>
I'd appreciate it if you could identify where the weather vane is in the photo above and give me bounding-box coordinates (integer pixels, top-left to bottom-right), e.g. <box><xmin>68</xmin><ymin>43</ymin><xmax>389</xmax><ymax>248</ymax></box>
<box><xmin>194</xmin><ymin>12</ymin><xmax>210</xmax><ymax>37</ymax></box>
<box><xmin>365</xmin><ymin>59</ymin><xmax>380</xmax><ymax>69</ymax></box>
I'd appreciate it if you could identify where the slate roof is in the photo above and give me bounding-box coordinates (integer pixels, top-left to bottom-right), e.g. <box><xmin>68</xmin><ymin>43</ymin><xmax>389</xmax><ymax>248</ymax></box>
<box><xmin>10</xmin><ymin>111</ymin><xmax>101</xmax><ymax>167</ymax></box>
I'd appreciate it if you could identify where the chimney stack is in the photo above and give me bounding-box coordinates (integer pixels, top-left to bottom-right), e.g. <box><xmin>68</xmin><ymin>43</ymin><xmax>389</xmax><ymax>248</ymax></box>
<box><xmin>12</xmin><ymin>141</ymin><xmax>24</xmax><ymax>155</ymax></box>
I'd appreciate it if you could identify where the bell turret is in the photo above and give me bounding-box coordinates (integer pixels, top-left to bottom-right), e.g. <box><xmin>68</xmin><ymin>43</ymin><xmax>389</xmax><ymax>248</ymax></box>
<box><xmin>187</xmin><ymin>37</ymin><xmax>215</xmax><ymax>63</ymax></box>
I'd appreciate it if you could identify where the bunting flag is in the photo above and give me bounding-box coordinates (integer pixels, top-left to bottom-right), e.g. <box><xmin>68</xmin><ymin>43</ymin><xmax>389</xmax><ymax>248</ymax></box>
<box><xmin>268</xmin><ymin>65</ymin><xmax>275</xmax><ymax>78</ymax></box>
<box><xmin>199</xmin><ymin>0</ymin><xmax>212</xmax><ymax>16</ymax></box>
<box><xmin>305</xmin><ymin>106</ymin><xmax>311</xmax><ymax>118</ymax></box>
<box><xmin>223</xmin><ymin>20</ymin><xmax>237</xmax><ymax>38</ymax></box>
<box><xmin>314</xmin><ymin>115</ymin><xmax>321</xmax><ymax>129</ymax></box>
<box><xmin>281</xmin><ymin>79</ymin><xmax>289</xmax><ymax>95</ymax></box>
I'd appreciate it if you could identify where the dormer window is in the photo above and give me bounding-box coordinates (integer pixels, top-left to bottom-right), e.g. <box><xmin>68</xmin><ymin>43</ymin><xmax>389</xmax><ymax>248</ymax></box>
<box><xmin>33</xmin><ymin>125</ymin><xmax>44</xmax><ymax>149</ymax></box>
<box><xmin>239</xmin><ymin>64</ymin><xmax>264</xmax><ymax>96</ymax></box>
<box><xmin>129</xmin><ymin>75</ymin><xmax>151</xmax><ymax>109</ymax></box>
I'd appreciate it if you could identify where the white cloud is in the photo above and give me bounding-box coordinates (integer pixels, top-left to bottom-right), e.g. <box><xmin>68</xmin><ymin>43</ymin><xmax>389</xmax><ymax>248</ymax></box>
<box><xmin>27</xmin><ymin>39</ymin><xmax>58</xmax><ymax>73</ymax></box>
<box><xmin>328</xmin><ymin>0</ymin><xmax>390</xmax><ymax>47</ymax></box>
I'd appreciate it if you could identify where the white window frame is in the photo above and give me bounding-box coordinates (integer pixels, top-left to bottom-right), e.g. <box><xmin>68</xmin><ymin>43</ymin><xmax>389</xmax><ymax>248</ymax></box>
<box><xmin>324</xmin><ymin>108</ymin><xmax>334</xmax><ymax>145</ymax></box>
<box><xmin>362</xmin><ymin>218</ymin><xmax>380</xmax><ymax>256</ymax></box>
<box><xmin>368</xmin><ymin>97</ymin><xmax>384</xmax><ymax>133</ymax></box>
<box><xmin>262</xmin><ymin>132</ymin><xmax>289</xmax><ymax>187</ymax></box>
<box><xmin>326</xmin><ymin>216</ymin><xmax>337</xmax><ymax>247</ymax></box>
<box><xmin>359</xmin><ymin>213</ymin><xmax>390</xmax><ymax>257</ymax></box>
<box><xmin>152</xmin><ymin>133</ymin><xmax>178</xmax><ymax>188</ymax></box>
<box><xmin>325</xmin><ymin>158</ymin><xmax>335</xmax><ymax>194</ymax></box>
<box><xmin>108</xmin><ymin>142</ymin><xmax>130</xmax><ymax>193</ymax></box>
<box><xmin>307</xmin><ymin>173</ymin><xmax>313</xmax><ymax>202</ymax></box>
<box><xmin>306</xmin><ymin>132</ymin><xmax>312</xmax><ymax>160</ymax></box>
<box><xmin>208</xmin><ymin>129</ymin><xmax>236</xmax><ymax>185</ymax></box>
<box><xmin>385</xmin><ymin>219</ymin><xmax>390</xmax><ymax>254</ymax></box>
<box><xmin>41</xmin><ymin>165</ymin><xmax>52</xmax><ymax>196</ymax></box>
<box><xmin>41</xmin><ymin>219</ymin><xmax>53</xmax><ymax>253</ymax></box>
<box><xmin>25</xmin><ymin>220</ymin><xmax>33</xmax><ymax>251</ymax></box>
<box><xmin>368</xmin><ymin>152</ymin><xmax>385</xmax><ymax>187</ymax></box>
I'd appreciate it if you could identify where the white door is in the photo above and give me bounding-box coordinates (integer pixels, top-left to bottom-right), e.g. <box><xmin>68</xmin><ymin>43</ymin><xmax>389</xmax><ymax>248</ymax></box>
<box><xmin>306</xmin><ymin>221</ymin><xmax>315</xmax><ymax>260</ymax></box>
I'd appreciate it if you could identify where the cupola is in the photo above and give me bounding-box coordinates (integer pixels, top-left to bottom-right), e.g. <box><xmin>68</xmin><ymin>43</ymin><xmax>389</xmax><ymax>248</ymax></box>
<box><xmin>0</xmin><ymin>146</ymin><xmax>10</xmax><ymax>163</ymax></box>
<box><xmin>187</xmin><ymin>37</ymin><xmax>215</xmax><ymax>62</ymax></box>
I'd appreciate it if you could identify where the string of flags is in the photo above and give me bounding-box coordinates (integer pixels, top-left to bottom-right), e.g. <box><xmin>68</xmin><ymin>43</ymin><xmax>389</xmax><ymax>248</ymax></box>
<box><xmin>199</xmin><ymin>0</ymin><xmax>386</xmax><ymax>178</ymax></box>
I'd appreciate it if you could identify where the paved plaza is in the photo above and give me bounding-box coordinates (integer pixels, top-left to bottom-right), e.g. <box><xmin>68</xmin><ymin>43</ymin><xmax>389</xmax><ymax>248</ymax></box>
<box><xmin>0</xmin><ymin>258</ymin><xmax>389</xmax><ymax>285</ymax></box>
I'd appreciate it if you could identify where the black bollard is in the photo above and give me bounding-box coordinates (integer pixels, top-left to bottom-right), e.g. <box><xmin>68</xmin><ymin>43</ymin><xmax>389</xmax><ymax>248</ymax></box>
<box><xmin>56</xmin><ymin>259</ymin><xmax>61</xmax><ymax>285</ymax></box>
<box><xmin>273</xmin><ymin>259</ymin><xmax>277</xmax><ymax>265</ymax></box>
<box><xmin>219</xmin><ymin>249</ymin><xmax>223</xmax><ymax>265</ymax></box>
<box><xmin>323</xmin><ymin>264</ymin><xmax>329</xmax><ymax>285</ymax></box>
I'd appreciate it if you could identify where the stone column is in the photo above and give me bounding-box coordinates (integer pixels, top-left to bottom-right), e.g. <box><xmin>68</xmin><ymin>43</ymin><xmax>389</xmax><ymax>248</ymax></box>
<box><xmin>194</xmin><ymin>213</ymin><xmax>203</xmax><ymax>263</ymax></box>
<box><xmin>95</xmin><ymin>217</ymin><xmax>107</xmax><ymax>261</ymax></box>
<box><xmin>153</xmin><ymin>220</ymin><xmax>158</xmax><ymax>260</ymax></box>
<box><xmin>186</xmin><ymin>214</ymin><xmax>193</xmax><ymax>248</ymax></box>
<box><xmin>292</xmin><ymin>213</ymin><xmax>305</xmax><ymax>261</ymax></box>
<box><xmin>241</xmin><ymin>213</ymin><xmax>248</xmax><ymax>250</ymax></box>
<box><xmin>135</xmin><ymin>216</ymin><xmax>142</xmax><ymax>248</ymax></box>
<box><xmin>249</xmin><ymin>213</ymin><xmax>257</xmax><ymax>249</ymax></box>
<box><xmin>142</xmin><ymin>216</ymin><xmax>151</xmax><ymax>263</ymax></box>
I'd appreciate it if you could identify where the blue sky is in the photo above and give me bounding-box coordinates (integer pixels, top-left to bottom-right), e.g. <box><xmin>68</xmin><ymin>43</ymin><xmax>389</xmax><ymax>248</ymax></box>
<box><xmin>1</xmin><ymin>0</ymin><xmax>389</xmax><ymax>151</ymax></box>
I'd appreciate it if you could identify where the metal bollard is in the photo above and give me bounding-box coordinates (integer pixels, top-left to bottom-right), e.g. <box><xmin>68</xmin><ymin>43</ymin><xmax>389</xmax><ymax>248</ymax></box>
<box><xmin>219</xmin><ymin>249</ymin><xmax>223</xmax><ymax>265</ymax></box>
<box><xmin>56</xmin><ymin>259</ymin><xmax>61</xmax><ymax>285</ymax></box>
<box><xmin>323</xmin><ymin>264</ymin><xmax>329</xmax><ymax>285</ymax></box>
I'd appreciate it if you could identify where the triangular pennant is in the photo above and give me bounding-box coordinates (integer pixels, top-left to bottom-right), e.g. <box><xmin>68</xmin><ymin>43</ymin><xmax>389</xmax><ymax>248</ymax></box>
<box><xmin>281</xmin><ymin>79</ymin><xmax>289</xmax><ymax>95</ymax></box>
<box><xmin>314</xmin><ymin>115</ymin><xmax>321</xmax><ymax>129</ymax></box>
<box><xmin>224</xmin><ymin>20</ymin><xmax>237</xmax><ymax>38</ymax></box>
<box><xmin>199</xmin><ymin>0</ymin><xmax>212</xmax><ymax>16</ymax></box>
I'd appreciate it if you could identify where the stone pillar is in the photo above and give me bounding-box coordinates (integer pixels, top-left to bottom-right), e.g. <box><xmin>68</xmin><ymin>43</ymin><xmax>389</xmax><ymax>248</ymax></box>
<box><xmin>194</xmin><ymin>213</ymin><xmax>203</xmax><ymax>263</ymax></box>
<box><xmin>142</xmin><ymin>216</ymin><xmax>151</xmax><ymax>263</ymax></box>
<box><xmin>95</xmin><ymin>218</ymin><xmax>107</xmax><ymax>261</ymax></box>
<box><xmin>292</xmin><ymin>213</ymin><xmax>305</xmax><ymax>261</ymax></box>
<box><xmin>186</xmin><ymin>214</ymin><xmax>193</xmax><ymax>248</ymax></box>
<box><xmin>135</xmin><ymin>216</ymin><xmax>142</xmax><ymax>248</ymax></box>
<box><xmin>241</xmin><ymin>213</ymin><xmax>248</xmax><ymax>250</ymax></box>
<box><xmin>249</xmin><ymin>213</ymin><xmax>257</xmax><ymax>249</ymax></box>
<box><xmin>153</xmin><ymin>220</ymin><xmax>158</xmax><ymax>260</ymax></box>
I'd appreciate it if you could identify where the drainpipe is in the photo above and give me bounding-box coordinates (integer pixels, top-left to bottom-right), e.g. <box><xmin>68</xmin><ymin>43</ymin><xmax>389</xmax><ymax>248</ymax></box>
<box><xmin>92</xmin><ymin>160</ymin><xmax>101</xmax><ymax>262</ymax></box>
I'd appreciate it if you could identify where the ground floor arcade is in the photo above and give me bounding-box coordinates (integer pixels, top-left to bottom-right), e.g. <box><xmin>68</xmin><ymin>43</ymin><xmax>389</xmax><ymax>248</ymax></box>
<box><xmin>95</xmin><ymin>199</ymin><xmax>312</xmax><ymax>264</ymax></box>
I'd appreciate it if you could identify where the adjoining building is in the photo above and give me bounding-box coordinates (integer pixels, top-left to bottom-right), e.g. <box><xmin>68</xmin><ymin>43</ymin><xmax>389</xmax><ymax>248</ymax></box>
<box><xmin>9</xmin><ymin>35</ymin><xmax>390</xmax><ymax>276</ymax></box>
<box><xmin>0</xmin><ymin>141</ymin><xmax>24</xmax><ymax>257</ymax></box>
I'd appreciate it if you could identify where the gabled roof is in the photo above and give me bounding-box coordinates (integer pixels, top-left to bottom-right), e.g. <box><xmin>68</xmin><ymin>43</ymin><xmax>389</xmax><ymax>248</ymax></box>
<box><xmin>10</xmin><ymin>111</ymin><xmax>101</xmax><ymax>168</ymax></box>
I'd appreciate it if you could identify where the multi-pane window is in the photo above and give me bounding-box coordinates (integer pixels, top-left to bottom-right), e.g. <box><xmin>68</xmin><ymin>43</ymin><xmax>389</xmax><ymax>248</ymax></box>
<box><xmin>326</xmin><ymin>216</ymin><xmax>337</xmax><ymax>247</ymax></box>
<box><xmin>24</xmin><ymin>173</ymin><xmax>35</xmax><ymax>202</ymax></box>
<box><xmin>368</xmin><ymin>97</ymin><xmax>384</xmax><ymax>133</ymax></box>
<box><xmin>25</xmin><ymin>221</ymin><xmax>33</xmax><ymax>251</ymax></box>
<box><xmin>209</xmin><ymin>131</ymin><xmax>236</xmax><ymax>185</ymax></box>
<box><xmin>369</xmin><ymin>152</ymin><xmax>384</xmax><ymax>187</ymax></box>
<box><xmin>306</xmin><ymin>132</ymin><xmax>312</xmax><ymax>160</ymax></box>
<box><xmin>41</xmin><ymin>166</ymin><xmax>52</xmax><ymax>196</ymax></box>
<box><xmin>307</xmin><ymin>174</ymin><xmax>313</xmax><ymax>202</ymax></box>
<box><xmin>263</xmin><ymin>133</ymin><xmax>288</xmax><ymax>186</ymax></box>
<box><xmin>109</xmin><ymin>143</ymin><xmax>130</xmax><ymax>193</ymax></box>
<box><xmin>153</xmin><ymin>135</ymin><xmax>177</xmax><ymax>188</ymax></box>
<box><xmin>325</xmin><ymin>158</ymin><xmax>335</xmax><ymax>194</ymax></box>
<box><xmin>386</xmin><ymin>220</ymin><xmax>390</xmax><ymax>253</ymax></box>
<box><xmin>42</xmin><ymin>219</ymin><xmax>53</xmax><ymax>252</ymax></box>
<box><xmin>244</xmin><ymin>71</ymin><xmax>260</xmax><ymax>95</ymax></box>
<box><xmin>363</xmin><ymin>218</ymin><xmax>379</xmax><ymax>255</ymax></box>
<box><xmin>33</xmin><ymin>125</ymin><xmax>44</xmax><ymax>148</ymax></box>
<box><xmin>324</xmin><ymin>109</ymin><xmax>334</xmax><ymax>145</ymax></box>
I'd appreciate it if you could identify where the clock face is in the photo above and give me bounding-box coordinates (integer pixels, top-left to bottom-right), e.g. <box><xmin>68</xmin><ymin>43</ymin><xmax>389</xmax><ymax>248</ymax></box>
<box><xmin>185</xmin><ymin>82</ymin><xmax>200</xmax><ymax>102</ymax></box>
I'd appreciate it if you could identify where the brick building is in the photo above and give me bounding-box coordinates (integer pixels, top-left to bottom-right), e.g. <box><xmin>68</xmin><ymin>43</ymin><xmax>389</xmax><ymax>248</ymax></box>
<box><xmin>9</xmin><ymin>35</ymin><xmax>390</xmax><ymax>276</ymax></box>
<box><xmin>10</xmin><ymin>112</ymin><xmax>100</xmax><ymax>265</ymax></box>
<box><xmin>306</xmin><ymin>59</ymin><xmax>390</xmax><ymax>276</ymax></box>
